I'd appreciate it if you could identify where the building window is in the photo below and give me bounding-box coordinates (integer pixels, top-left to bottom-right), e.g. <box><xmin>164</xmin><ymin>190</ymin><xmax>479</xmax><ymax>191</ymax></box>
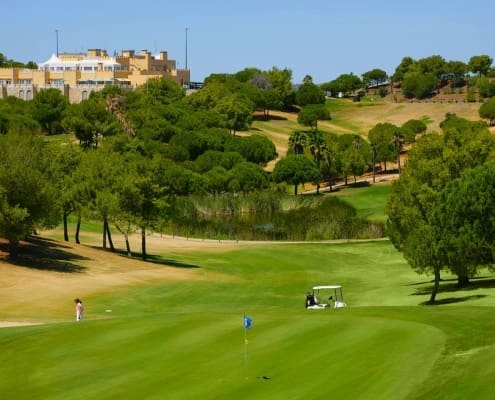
<box><xmin>19</xmin><ymin>90</ymin><xmax>25</xmax><ymax>99</ymax></box>
<box><xmin>26</xmin><ymin>90</ymin><xmax>33</xmax><ymax>100</ymax></box>
<box><xmin>82</xmin><ymin>90</ymin><xmax>88</xmax><ymax>100</ymax></box>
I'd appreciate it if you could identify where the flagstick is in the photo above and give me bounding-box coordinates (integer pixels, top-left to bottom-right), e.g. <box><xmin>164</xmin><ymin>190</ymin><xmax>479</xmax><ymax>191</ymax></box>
<box><xmin>244</xmin><ymin>315</ymin><xmax>248</xmax><ymax>377</ymax></box>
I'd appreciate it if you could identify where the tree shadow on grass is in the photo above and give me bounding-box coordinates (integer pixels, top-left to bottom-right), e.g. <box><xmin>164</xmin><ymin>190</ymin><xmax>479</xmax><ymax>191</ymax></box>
<box><xmin>347</xmin><ymin>181</ymin><xmax>371</xmax><ymax>189</ymax></box>
<box><xmin>0</xmin><ymin>236</ymin><xmax>88</xmax><ymax>273</ymax></box>
<box><xmin>144</xmin><ymin>254</ymin><xmax>200</xmax><ymax>268</ymax></box>
<box><xmin>410</xmin><ymin>276</ymin><xmax>495</xmax><ymax>296</ymax></box>
<box><xmin>420</xmin><ymin>294</ymin><xmax>487</xmax><ymax>306</ymax></box>
<box><xmin>253</xmin><ymin>114</ymin><xmax>288</xmax><ymax>121</ymax></box>
<box><xmin>98</xmin><ymin>247</ymin><xmax>200</xmax><ymax>269</ymax></box>
<box><xmin>409</xmin><ymin>276</ymin><xmax>495</xmax><ymax>305</ymax></box>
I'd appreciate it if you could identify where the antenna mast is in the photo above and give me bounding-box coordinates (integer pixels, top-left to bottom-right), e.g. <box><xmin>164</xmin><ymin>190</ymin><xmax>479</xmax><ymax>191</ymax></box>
<box><xmin>185</xmin><ymin>27</ymin><xmax>188</xmax><ymax>70</ymax></box>
<box><xmin>55</xmin><ymin>29</ymin><xmax>59</xmax><ymax>56</ymax></box>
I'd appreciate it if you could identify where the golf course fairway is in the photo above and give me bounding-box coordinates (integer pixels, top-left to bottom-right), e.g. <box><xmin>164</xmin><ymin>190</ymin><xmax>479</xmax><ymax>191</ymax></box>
<box><xmin>1</xmin><ymin>239</ymin><xmax>495</xmax><ymax>399</ymax></box>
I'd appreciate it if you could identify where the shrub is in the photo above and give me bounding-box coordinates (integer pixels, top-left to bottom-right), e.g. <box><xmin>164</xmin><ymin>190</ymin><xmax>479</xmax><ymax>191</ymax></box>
<box><xmin>402</xmin><ymin>72</ymin><xmax>439</xmax><ymax>99</ymax></box>
<box><xmin>466</xmin><ymin>89</ymin><xmax>477</xmax><ymax>103</ymax></box>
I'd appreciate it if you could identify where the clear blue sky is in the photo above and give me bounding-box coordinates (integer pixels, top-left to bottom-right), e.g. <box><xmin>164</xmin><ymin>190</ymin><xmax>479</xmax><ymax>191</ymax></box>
<box><xmin>2</xmin><ymin>0</ymin><xmax>494</xmax><ymax>83</ymax></box>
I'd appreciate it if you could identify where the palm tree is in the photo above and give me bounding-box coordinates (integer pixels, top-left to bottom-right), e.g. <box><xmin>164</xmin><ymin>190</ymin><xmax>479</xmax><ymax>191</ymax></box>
<box><xmin>289</xmin><ymin>130</ymin><xmax>307</xmax><ymax>155</ymax></box>
<box><xmin>307</xmin><ymin>129</ymin><xmax>327</xmax><ymax>194</ymax></box>
<box><xmin>322</xmin><ymin>145</ymin><xmax>337</xmax><ymax>191</ymax></box>
<box><xmin>392</xmin><ymin>129</ymin><xmax>404</xmax><ymax>173</ymax></box>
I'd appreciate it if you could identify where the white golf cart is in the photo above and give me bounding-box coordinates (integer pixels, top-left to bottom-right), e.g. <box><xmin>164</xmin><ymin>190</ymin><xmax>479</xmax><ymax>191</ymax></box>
<box><xmin>305</xmin><ymin>285</ymin><xmax>346</xmax><ymax>309</ymax></box>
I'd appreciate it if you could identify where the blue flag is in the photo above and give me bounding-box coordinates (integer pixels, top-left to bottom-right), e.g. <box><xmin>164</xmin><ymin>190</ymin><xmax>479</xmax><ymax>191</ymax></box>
<box><xmin>244</xmin><ymin>314</ymin><xmax>253</xmax><ymax>329</ymax></box>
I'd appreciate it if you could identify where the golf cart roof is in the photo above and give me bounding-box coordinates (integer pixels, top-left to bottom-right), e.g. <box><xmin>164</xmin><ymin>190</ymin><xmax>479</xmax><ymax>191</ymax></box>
<box><xmin>313</xmin><ymin>285</ymin><xmax>341</xmax><ymax>290</ymax></box>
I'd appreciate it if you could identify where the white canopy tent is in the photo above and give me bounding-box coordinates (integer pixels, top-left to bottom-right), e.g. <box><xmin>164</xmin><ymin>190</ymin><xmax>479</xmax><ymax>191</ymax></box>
<box><xmin>39</xmin><ymin>54</ymin><xmax>121</xmax><ymax>72</ymax></box>
<box><xmin>39</xmin><ymin>54</ymin><xmax>65</xmax><ymax>70</ymax></box>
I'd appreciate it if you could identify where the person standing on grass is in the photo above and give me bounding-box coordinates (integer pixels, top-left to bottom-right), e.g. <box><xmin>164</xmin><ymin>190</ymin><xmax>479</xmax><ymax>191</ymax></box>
<box><xmin>74</xmin><ymin>298</ymin><xmax>84</xmax><ymax>321</ymax></box>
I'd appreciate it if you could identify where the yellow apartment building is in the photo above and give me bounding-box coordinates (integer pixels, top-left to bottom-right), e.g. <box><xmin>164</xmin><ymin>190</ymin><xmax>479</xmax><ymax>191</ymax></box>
<box><xmin>0</xmin><ymin>48</ymin><xmax>190</xmax><ymax>103</ymax></box>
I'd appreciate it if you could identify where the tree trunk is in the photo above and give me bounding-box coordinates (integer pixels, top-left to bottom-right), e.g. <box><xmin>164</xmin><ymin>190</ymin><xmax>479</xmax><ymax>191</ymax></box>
<box><xmin>102</xmin><ymin>219</ymin><xmax>107</xmax><ymax>249</ymax></box>
<box><xmin>294</xmin><ymin>184</ymin><xmax>298</xmax><ymax>196</ymax></box>
<box><xmin>326</xmin><ymin>163</ymin><xmax>333</xmax><ymax>192</ymax></box>
<box><xmin>9</xmin><ymin>240</ymin><xmax>19</xmax><ymax>261</ymax></box>
<box><xmin>264</xmin><ymin>108</ymin><xmax>270</xmax><ymax>120</ymax></box>
<box><xmin>115</xmin><ymin>224</ymin><xmax>132</xmax><ymax>257</ymax></box>
<box><xmin>372</xmin><ymin>149</ymin><xmax>376</xmax><ymax>183</ymax></box>
<box><xmin>141</xmin><ymin>226</ymin><xmax>147</xmax><ymax>261</ymax></box>
<box><xmin>105</xmin><ymin>221</ymin><xmax>115</xmax><ymax>252</ymax></box>
<box><xmin>315</xmin><ymin>158</ymin><xmax>320</xmax><ymax>194</ymax></box>
<box><xmin>124</xmin><ymin>234</ymin><xmax>131</xmax><ymax>256</ymax></box>
<box><xmin>75</xmin><ymin>213</ymin><xmax>81</xmax><ymax>244</ymax></box>
<box><xmin>63</xmin><ymin>211</ymin><xmax>69</xmax><ymax>242</ymax></box>
<box><xmin>430</xmin><ymin>268</ymin><xmax>441</xmax><ymax>303</ymax></box>
<box><xmin>457</xmin><ymin>275</ymin><xmax>470</xmax><ymax>287</ymax></box>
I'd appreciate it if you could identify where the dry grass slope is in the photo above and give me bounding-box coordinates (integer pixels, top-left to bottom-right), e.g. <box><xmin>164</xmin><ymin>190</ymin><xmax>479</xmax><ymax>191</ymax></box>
<box><xmin>252</xmin><ymin>100</ymin><xmax>485</xmax><ymax>169</ymax></box>
<box><xmin>0</xmin><ymin>234</ymin><xmax>239</xmax><ymax>323</ymax></box>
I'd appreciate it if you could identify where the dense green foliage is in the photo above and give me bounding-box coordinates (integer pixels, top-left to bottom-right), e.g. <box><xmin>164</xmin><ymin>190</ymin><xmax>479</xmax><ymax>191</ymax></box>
<box><xmin>368</xmin><ymin>123</ymin><xmax>399</xmax><ymax>172</ymax></box>
<box><xmin>0</xmin><ymin>97</ymin><xmax>40</xmax><ymax>134</ymax></box>
<box><xmin>0</xmin><ymin>134</ymin><xmax>58</xmax><ymax>256</ymax></box>
<box><xmin>401</xmin><ymin>119</ymin><xmax>427</xmax><ymax>143</ymax></box>
<box><xmin>478</xmin><ymin>96</ymin><xmax>495</xmax><ymax>125</ymax></box>
<box><xmin>433</xmin><ymin>163</ymin><xmax>495</xmax><ymax>278</ymax></box>
<box><xmin>63</xmin><ymin>94</ymin><xmax>121</xmax><ymax>147</ymax></box>
<box><xmin>3</xmin><ymin>73</ymin><xmax>387</xmax><ymax>257</ymax></box>
<box><xmin>386</xmin><ymin>114</ymin><xmax>495</xmax><ymax>301</ymax></box>
<box><xmin>0</xmin><ymin>51</ymin><xmax>37</xmax><ymax>68</ymax></box>
<box><xmin>473</xmin><ymin>76</ymin><xmax>495</xmax><ymax>98</ymax></box>
<box><xmin>295</xmin><ymin>75</ymin><xmax>326</xmax><ymax>106</ymax></box>
<box><xmin>297</xmin><ymin>104</ymin><xmax>330</xmax><ymax>129</ymax></box>
<box><xmin>272</xmin><ymin>155</ymin><xmax>320</xmax><ymax>195</ymax></box>
<box><xmin>401</xmin><ymin>72</ymin><xmax>439</xmax><ymax>99</ymax></box>
<box><xmin>31</xmin><ymin>88</ymin><xmax>69</xmax><ymax>135</ymax></box>
<box><xmin>1</xmin><ymin>55</ymin><xmax>494</xmax><ymax>268</ymax></box>
<box><xmin>468</xmin><ymin>54</ymin><xmax>493</xmax><ymax>76</ymax></box>
<box><xmin>320</xmin><ymin>73</ymin><xmax>362</xmax><ymax>96</ymax></box>
<box><xmin>390</xmin><ymin>54</ymin><xmax>495</xmax><ymax>100</ymax></box>
<box><xmin>0</xmin><ymin>76</ymin><xmax>278</xmax><ymax>257</ymax></box>
<box><xmin>362</xmin><ymin>68</ymin><xmax>388</xmax><ymax>88</ymax></box>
